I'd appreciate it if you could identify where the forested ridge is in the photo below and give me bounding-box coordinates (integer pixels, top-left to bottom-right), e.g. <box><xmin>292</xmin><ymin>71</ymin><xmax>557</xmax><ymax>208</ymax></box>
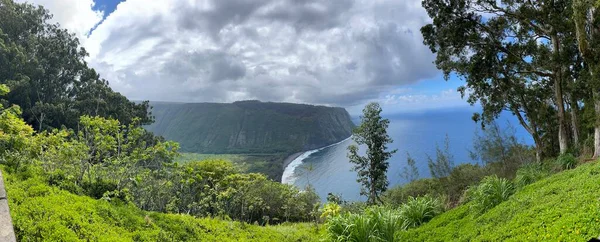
<box><xmin>146</xmin><ymin>100</ymin><xmax>354</xmax><ymax>154</ymax></box>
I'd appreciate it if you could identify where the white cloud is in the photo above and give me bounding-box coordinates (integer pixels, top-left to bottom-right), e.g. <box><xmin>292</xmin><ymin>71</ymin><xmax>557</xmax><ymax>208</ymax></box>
<box><xmin>82</xmin><ymin>0</ymin><xmax>440</xmax><ymax>106</ymax></box>
<box><xmin>347</xmin><ymin>88</ymin><xmax>472</xmax><ymax>115</ymax></box>
<box><xmin>16</xmin><ymin>0</ymin><xmax>104</xmax><ymax>41</ymax></box>
<box><xmin>18</xmin><ymin>0</ymin><xmax>445</xmax><ymax>109</ymax></box>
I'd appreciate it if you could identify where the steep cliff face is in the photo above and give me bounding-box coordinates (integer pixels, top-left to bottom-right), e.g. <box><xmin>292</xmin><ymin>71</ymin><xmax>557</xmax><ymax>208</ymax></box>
<box><xmin>145</xmin><ymin>101</ymin><xmax>354</xmax><ymax>154</ymax></box>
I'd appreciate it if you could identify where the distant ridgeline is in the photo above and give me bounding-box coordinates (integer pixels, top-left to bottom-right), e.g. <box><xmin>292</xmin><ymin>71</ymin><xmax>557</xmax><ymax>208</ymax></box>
<box><xmin>145</xmin><ymin>100</ymin><xmax>355</xmax><ymax>154</ymax></box>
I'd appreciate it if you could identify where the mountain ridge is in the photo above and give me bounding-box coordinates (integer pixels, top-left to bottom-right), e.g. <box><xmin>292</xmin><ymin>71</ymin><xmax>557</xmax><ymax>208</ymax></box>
<box><xmin>145</xmin><ymin>100</ymin><xmax>355</xmax><ymax>154</ymax></box>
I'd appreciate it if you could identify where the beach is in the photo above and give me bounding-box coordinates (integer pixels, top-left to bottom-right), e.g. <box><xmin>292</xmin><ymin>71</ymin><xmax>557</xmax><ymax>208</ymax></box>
<box><xmin>282</xmin><ymin>152</ymin><xmax>304</xmax><ymax>171</ymax></box>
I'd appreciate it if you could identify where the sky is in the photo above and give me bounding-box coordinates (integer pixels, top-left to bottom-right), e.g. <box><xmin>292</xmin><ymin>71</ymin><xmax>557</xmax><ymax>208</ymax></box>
<box><xmin>17</xmin><ymin>0</ymin><xmax>473</xmax><ymax>115</ymax></box>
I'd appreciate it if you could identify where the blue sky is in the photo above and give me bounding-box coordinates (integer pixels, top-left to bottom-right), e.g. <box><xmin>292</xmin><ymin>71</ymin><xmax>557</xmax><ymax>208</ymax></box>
<box><xmin>21</xmin><ymin>0</ymin><xmax>470</xmax><ymax>115</ymax></box>
<box><xmin>89</xmin><ymin>0</ymin><xmax>122</xmax><ymax>33</ymax></box>
<box><xmin>91</xmin><ymin>0</ymin><xmax>121</xmax><ymax>17</ymax></box>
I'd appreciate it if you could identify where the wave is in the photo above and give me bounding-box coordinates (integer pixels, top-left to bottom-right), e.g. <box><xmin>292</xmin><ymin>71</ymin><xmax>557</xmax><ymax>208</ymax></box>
<box><xmin>281</xmin><ymin>136</ymin><xmax>352</xmax><ymax>184</ymax></box>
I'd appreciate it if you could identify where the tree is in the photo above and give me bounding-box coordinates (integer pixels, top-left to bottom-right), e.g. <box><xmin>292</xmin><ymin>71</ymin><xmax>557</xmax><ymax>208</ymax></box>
<box><xmin>573</xmin><ymin>0</ymin><xmax>600</xmax><ymax>158</ymax></box>
<box><xmin>0</xmin><ymin>0</ymin><xmax>152</xmax><ymax>131</ymax></box>
<box><xmin>347</xmin><ymin>102</ymin><xmax>397</xmax><ymax>205</ymax></box>
<box><xmin>427</xmin><ymin>135</ymin><xmax>454</xmax><ymax>179</ymax></box>
<box><xmin>421</xmin><ymin>0</ymin><xmax>577</xmax><ymax>160</ymax></box>
<box><xmin>401</xmin><ymin>152</ymin><xmax>419</xmax><ymax>182</ymax></box>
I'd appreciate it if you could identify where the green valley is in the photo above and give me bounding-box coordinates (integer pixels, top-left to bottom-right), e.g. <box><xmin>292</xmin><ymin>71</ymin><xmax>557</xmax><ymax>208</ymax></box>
<box><xmin>146</xmin><ymin>101</ymin><xmax>354</xmax><ymax>154</ymax></box>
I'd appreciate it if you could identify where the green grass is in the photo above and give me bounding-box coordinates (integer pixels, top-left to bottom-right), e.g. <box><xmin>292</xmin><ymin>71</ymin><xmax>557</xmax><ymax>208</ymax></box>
<box><xmin>5</xmin><ymin>171</ymin><xmax>323</xmax><ymax>242</ymax></box>
<box><xmin>396</xmin><ymin>161</ymin><xmax>600</xmax><ymax>241</ymax></box>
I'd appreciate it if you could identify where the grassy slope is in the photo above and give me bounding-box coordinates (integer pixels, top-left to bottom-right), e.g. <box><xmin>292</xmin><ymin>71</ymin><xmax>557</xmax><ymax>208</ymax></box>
<box><xmin>397</xmin><ymin>161</ymin><xmax>600</xmax><ymax>241</ymax></box>
<box><xmin>5</xmin><ymin>173</ymin><xmax>322</xmax><ymax>242</ymax></box>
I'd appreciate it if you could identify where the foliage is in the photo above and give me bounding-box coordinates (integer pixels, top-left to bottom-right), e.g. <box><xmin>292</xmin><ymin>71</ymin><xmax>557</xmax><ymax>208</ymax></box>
<box><xmin>427</xmin><ymin>135</ymin><xmax>454</xmax><ymax>179</ymax></box>
<box><xmin>387</xmin><ymin>126</ymin><xmax>532</xmax><ymax>208</ymax></box>
<box><xmin>556</xmin><ymin>153</ymin><xmax>578</xmax><ymax>171</ymax></box>
<box><xmin>398</xmin><ymin>196</ymin><xmax>444</xmax><ymax>230</ymax></box>
<box><xmin>400</xmin><ymin>152</ymin><xmax>419</xmax><ymax>182</ymax></box>
<box><xmin>470</xmin><ymin>122</ymin><xmax>535</xmax><ymax>178</ymax></box>
<box><xmin>382</xmin><ymin>178</ymin><xmax>443</xmax><ymax>207</ymax></box>
<box><xmin>421</xmin><ymin>0</ymin><xmax>578</xmax><ymax>159</ymax></box>
<box><xmin>5</xmin><ymin>172</ymin><xmax>323</xmax><ymax>242</ymax></box>
<box><xmin>321</xmin><ymin>202</ymin><xmax>341</xmax><ymax>220</ymax></box>
<box><xmin>340</xmin><ymin>201</ymin><xmax>368</xmax><ymax>215</ymax></box>
<box><xmin>348</xmin><ymin>102</ymin><xmax>397</xmax><ymax>205</ymax></box>
<box><xmin>514</xmin><ymin>163</ymin><xmax>550</xmax><ymax>189</ymax></box>
<box><xmin>326</xmin><ymin>206</ymin><xmax>401</xmax><ymax>242</ymax></box>
<box><xmin>465</xmin><ymin>176</ymin><xmax>515</xmax><ymax>214</ymax></box>
<box><xmin>443</xmin><ymin>163</ymin><xmax>489</xmax><ymax>206</ymax></box>
<box><xmin>0</xmin><ymin>91</ymin><xmax>320</xmax><ymax>229</ymax></box>
<box><xmin>145</xmin><ymin>101</ymin><xmax>354</xmax><ymax>154</ymax></box>
<box><xmin>397</xmin><ymin>162</ymin><xmax>600</xmax><ymax>241</ymax></box>
<box><xmin>177</xmin><ymin>153</ymin><xmax>289</xmax><ymax>181</ymax></box>
<box><xmin>0</xmin><ymin>0</ymin><xmax>152</xmax><ymax>131</ymax></box>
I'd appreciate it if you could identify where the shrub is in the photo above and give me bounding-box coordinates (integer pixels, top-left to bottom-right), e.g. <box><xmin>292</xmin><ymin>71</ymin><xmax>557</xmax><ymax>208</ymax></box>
<box><xmin>443</xmin><ymin>163</ymin><xmax>488</xmax><ymax>205</ymax></box>
<box><xmin>398</xmin><ymin>196</ymin><xmax>444</xmax><ymax>229</ymax></box>
<box><xmin>321</xmin><ymin>202</ymin><xmax>341</xmax><ymax>220</ymax></box>
<box><xmin>555</xmin><ymin>153</ymin><xmax>577</xmax><ymax>171</ymax></box>
<box><xmin>514</xmin><ymin>163</ymin><xmax>549</xmax><ymax>189</ymax></box>
<box><xmin>382</xmin><ymin>178</ymin><xmax>443</xmax><ymax>207</ymax></box>
<box><xmin>467</xmin><ymin>175</ymin><xmax>515</xmax><ymax>214</ymax></box>
<box><xmin>340</xmin><ymin>201</ymin><xmax>368</xmax><ymax>214</ymax></box>
<box><xmin>370</xmin><ymin>207</ymin><xmax>403</xmax><ymax>242</ymax></box>
<box><xmin>326</xmin><ymin>206</ymin><xmax>401</xmax><ymax>242</ymax></box>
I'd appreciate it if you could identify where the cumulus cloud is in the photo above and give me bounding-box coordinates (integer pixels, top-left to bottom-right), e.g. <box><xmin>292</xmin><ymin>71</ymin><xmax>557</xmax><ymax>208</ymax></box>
<box><xmin>22</xmin><ymin>0</ymin><xmax>444</xmax><ymax>107</ymax></box>
<box><xmin>16</xmin><ymin>0</ymin><xmax>103</xmax><ymax>41</ymax></box>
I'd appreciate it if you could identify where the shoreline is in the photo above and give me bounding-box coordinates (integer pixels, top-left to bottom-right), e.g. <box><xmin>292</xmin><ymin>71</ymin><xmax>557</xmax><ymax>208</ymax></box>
<box><xmin>282</xmin><ymin>151</ymin><xmax>304</xmax><ymax>170</ymax></box>
<box><xmin>280</xmin><ymin>136</ymin><xmax>353</xmax><ymax>184</ymax></box>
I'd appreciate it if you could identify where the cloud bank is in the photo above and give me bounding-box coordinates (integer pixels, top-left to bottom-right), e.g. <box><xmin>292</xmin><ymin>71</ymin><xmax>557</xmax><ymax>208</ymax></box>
<box><xmin>20</xmin><ymin>0</ymin><xmax>446</xmax><ymax>110</ymax></box>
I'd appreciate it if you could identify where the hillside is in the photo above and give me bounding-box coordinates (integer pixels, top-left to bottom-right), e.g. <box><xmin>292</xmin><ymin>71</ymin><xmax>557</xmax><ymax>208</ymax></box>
<box><xmin>396</xmin><ymin>161</ymin><xmax>600</xmax><ymax>241</ymax></box>
<box><xmin>5</xmin><ymin>171</ymin><xmax>322</xmax><ymax>241</ymax></box>
<box><xmin>145</xmin><ymin>100</ymin><xmax>354</xmax><ymax>154</ymax></box>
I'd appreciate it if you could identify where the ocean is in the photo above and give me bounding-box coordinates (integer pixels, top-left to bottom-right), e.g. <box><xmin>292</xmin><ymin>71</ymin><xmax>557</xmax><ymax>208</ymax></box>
<box><xmin>281</xmin><ymin>108</ymin><xmax>533</xmax><ymax>202</ymax></box>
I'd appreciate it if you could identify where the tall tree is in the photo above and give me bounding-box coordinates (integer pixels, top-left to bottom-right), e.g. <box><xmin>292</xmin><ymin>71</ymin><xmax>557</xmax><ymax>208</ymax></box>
<box><xmin>0</xmin><ymin>0</ymin><xmax>152</xmax><ymax>131</ymax></box>
<box><xmin>421</xmin><ymin>0</ymin><xmax>576</xmax><ymax>160</ymax></box>
<box><xmin>347</xmin><ymin>102</ymin><xmax>397</xmax><ymax>205</ymax></box>
<box><xmin>573</xmin><ymin>0</ymin><xmax>600</xmax><ymax>158</ymax></box>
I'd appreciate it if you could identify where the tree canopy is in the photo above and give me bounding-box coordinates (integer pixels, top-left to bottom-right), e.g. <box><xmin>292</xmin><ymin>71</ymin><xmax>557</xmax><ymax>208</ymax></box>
<box><xmin>0</xmin><ymin>0</ymin><xmax>152</xmax><ymax>131</ymax></box>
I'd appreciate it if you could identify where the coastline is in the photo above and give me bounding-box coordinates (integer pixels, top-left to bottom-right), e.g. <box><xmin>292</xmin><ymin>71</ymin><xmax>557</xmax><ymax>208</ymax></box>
<box><xmin>282</xmin><ymin>152</ymin><xmax>304</xmax><ymax>170</ymax></box>
<box><xmin>280</xmin><ymin>136</ymin><xmax>353</xmax><ymax>184</ymax></box>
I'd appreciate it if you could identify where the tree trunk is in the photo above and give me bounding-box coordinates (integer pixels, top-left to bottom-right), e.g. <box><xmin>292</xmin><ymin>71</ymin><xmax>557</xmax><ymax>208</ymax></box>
<box><xmin>594</xmin><ymin>92</ymin><xmax>600</xmax><ymax>159</ymax></box>
<box><xmin>552</xmin><ymin>35</ymin><xmax>569</xmax><ymax>154</ymax></box>
<box><xmin>570</xmin><ymin>92</ymin><xmax>580</xmax><ymax>148</ymax></box>
<box><xmin>512</xmin><ymin>107</ymin><xmax>542</xmax><ymax>163</ymax></box>
<box><xmin>534</xmin><ymin>136</ymin><xmax>543</xmax><ymax>163</ymax></box>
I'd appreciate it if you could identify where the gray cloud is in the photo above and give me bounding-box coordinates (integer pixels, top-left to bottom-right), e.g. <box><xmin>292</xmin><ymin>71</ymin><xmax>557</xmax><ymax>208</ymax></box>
<box><xmin>86</xmin><ymin>0</ymin><xmax>439</xmax><ymax>107</ymax></box>
<box><xmin>258</xmin><ymin>0</ymin><xmax>354</xmax><ymax>31</ymax></box>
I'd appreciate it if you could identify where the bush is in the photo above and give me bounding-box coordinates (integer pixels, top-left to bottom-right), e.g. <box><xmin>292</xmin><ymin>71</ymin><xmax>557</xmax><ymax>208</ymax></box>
<box><xmin>467</xmin><ymin>175</ymin><xmax>514</xmax><ymax>214</ymax></box>
<box><xmin>514</xmin><ymin>163</ymin><xmax>549</xmax><ymax>189</ymax></box>
<box><xmin>321</xmin><ymin>202</ymin><xmax>341</xmax><ymax>220</ymax></box>
<box><xmin>555</xmin><ymin>153</ymin><xmax>577</xmax><ymax>171</ymax></box>
<box><xmin>382</xmin><ymin>178</ymin><xmax>443</xmax><ymax>207</ymax></box>
<box><xmin>443</xmin><ymin>163</ymin><xmax>488</xmax><ymax>205</ymax></box>
<box><xmin>398</xmin><ymin>196</ymin><xmax>444</xmax><ymax>229</ymax></box>
<box><xmin>326</xmin><ymin>206</ymin><xmax>401</xmax><ymax>242</ymax></box>
<box><xmin>6</xmin><ymin>173</ymin><xmax>323</xmax><ymax>242</ymax></box>
<box><xmin>340</xmin><ymin>201</ymin><xmax>368</xmax><ymax>214</ymax></box>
